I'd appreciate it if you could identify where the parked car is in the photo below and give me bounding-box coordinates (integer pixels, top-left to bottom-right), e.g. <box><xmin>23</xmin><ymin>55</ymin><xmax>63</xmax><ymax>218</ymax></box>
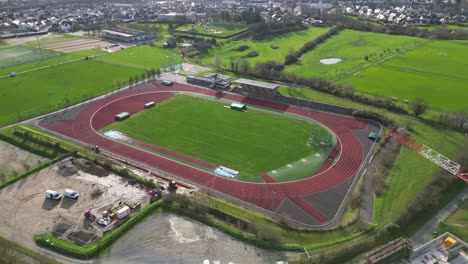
<box><xmin>45</xmin><ymin>190</ymin><xmax>61</xmax><ymax>200</ymax></box>
<box><xmin>63</xmin><ymin>189</ymin><xmax>79</xmax><ymax>199</ymax></box>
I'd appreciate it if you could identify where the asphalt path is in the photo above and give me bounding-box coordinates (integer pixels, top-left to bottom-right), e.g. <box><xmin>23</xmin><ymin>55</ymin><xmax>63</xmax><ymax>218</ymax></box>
<box><xmin>410</xmin><ymin>186</ymin><xmax>468</xmax><ymax>246</ymax></box>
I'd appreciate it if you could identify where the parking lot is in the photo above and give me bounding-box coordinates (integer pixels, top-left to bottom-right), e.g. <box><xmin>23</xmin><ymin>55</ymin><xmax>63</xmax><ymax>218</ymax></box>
<box><xmin>0</xmin><ymin>157</ymin><xmax>149</xmax><ymax>249</ymax></box>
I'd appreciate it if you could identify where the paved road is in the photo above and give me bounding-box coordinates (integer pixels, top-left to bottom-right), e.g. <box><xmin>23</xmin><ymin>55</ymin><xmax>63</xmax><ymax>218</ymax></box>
<box><xmin>411</xmin><ymin>186</ymin><xmax>468</xmax><ymax>246</ymax></box>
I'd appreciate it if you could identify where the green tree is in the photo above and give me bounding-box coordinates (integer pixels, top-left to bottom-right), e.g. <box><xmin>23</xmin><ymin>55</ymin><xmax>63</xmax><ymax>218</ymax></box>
<box><xmin>128</xmin><ymin>76</ymin><xmax>134</xmax><ymax>85</ymax></box>
<box><xmin>410</xmin><ymin>97</ymin><xmax>428</xmax><ymax>117</ymax></box>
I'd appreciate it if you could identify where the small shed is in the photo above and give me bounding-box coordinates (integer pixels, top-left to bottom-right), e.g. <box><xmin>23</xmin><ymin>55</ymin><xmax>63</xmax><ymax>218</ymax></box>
<box><xmin>230</xmin><ymin>103</ymin><xmax>247</xmax><ymax>111</ymax></box>
<box><xmin>144</xmin><ymin>102</ymin><xmax>155</xmax><ymax>109</ymax></box>
<box><xmin>368</xmin><ymin>132</ymin><xmax>378</xmax><ymax>141</ymax></box>
<box><xmin>115</xmin><ymin>112</ymin><xmax>130</xmax><ymax>121</ymax></box>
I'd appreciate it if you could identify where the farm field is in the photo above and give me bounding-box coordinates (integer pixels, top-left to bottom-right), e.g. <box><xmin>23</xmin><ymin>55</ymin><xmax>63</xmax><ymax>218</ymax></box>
<box><xmin>5</xmin><ymin>32</ymin><xmax>79</xmax><ymax>46</ymax></box>
<box><xmin>0</xmin><ymin>46</ymin><xmax>61</xmax><ymax>70</ymax></box>
<box><xmin>176</xmin><ymin>23</ymin><xmax>247</xmax><ymax>37</ymax></box>
<box><xmin>338</xmin><ymin>40</ymin><xmax>468</xmax><ymax>112</ymax></box>
<box><xmin>0</xmin><ymin>59</ymin><xmax>144</xmax><ymax>126</ymax></box>
<box><xmin>286</xmin><ymin>29</ymin><xmax>426</xmax><ymax>79</ymax></box>
<box><xmin>99</xmin><ymin>45</ymin><xmax>182</xmax><ymax>69</ymax></box>
<box><xmin>102</xmin><ymin>95</ymin><xmax>330</xmax><ymax>181</ymax></box>
<box><xmin>196</xmin><ymin>26</ymin><xmax>330</xmax><ymax>67</ymax></box>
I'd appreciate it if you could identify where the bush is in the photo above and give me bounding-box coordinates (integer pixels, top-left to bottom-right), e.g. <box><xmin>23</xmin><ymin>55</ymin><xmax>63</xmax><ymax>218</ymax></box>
<box><xmin>233</xmin><ymin>45</ymin><xmax>249</xmax><ymax>51</ymax></box>
<box><xmin>246</xmin><ymin>51</ymin><xmax>259</xmax><ymax>57</ymax></box>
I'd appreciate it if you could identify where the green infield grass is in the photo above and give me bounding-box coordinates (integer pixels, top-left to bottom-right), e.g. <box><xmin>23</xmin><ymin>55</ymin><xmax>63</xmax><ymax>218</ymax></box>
<box><xmin>0</xmin><ymin>60</ymin><xmax>144</xmax><ymax>126</ymax></box>
<box><xmin>286</xmin><ymin>29</ymin><xmax>426</xmax><ymax>79</ymax></box>
<box><xmin>338</xmin><ymin>40</ymin><xmax>468</xmax><ymax>112</ymax></box>
<box><xmin>98</xmin><ymin>45</ymin><xmax>182</xmax><ymax>69</ymax></box>
<box><xmin>0</xmin><ymin>46</ymin><xmax>61</xmax><ymax>70</ymax></box>
<box><xmin>102</xmin><ymin>95</ymin><xmax>332</xmax><ymax>182</ymax></box>
<box><xmin>195</xmin><ymin>26</ymin><xmax>330</xmax><ymax>67</ymax></box>
<box><xmin>176</xmin><ymin>23</ymin><xmax>247</xmax><ymax>37</ymax></box>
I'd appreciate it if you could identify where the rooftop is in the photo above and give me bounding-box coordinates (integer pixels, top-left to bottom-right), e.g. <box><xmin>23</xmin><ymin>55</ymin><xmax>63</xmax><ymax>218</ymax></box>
<box><xmin>102</xmin><ymin>29</ymin><xmax>133</xmax><ymax>38</ymax></box>
<box><xmin>235</xmin><ymin>78</ymin><xmax>280</xmax><ymax>90</ymax></box>
<box><xmin>410</xmin><ymin>232</ymin><xmax>468</xmax><ymax>264</ymax></box>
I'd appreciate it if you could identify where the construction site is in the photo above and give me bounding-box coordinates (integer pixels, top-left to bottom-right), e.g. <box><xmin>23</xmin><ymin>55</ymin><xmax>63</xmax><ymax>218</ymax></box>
<box><xmin>0</xmin><ymin>154</ymin><xmax>191</xmax><ymax>249</ymax></box>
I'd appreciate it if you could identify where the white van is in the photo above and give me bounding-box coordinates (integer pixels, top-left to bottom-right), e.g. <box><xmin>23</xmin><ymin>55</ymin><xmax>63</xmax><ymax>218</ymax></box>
<box><xmin>63</xmin><ymin>189</ymin><xmax>79</xmax><ymax>199</ymax></box>
<box><xmin>45</xmin><ymin>190</ymin><xmax>61</xmax><ymax>200</ymax></box>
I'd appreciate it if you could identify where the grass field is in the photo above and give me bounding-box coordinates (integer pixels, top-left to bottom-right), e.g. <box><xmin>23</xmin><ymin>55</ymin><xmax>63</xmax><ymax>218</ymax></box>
<box><xmin>435</xmin><ymin>201</ymin><xmax>468</xmax><ymax>241</ymax></box>
<box><xmin>286</xmin><ymin>29</ymin><xmax>426</xmax><ymax>79</ymax></box>
<box><xmin>0</xmin><ymin>60</ymin><xmax>144</xmax><ymax>126</ymax></box>
<box><xmin>338</xmin><ymin>40</ymin><xmax>468</xmax><ymax>112</ymax></box>
<box><xmin>99</xmin><ymin>45</ymin><xmax>182</xmax><ymax>69</ymax></box>
<box><xmin>102</xmin><ymin>95</ymin><xmax>330</xmax><ymax>181</ymax></box>
<box><xmin>196</xmin><ymin>26</ymin><xmax>330</xmax><ymax>67</ymax></box>
<box><xmin>176</xmin><ymin>23</ymin><xmax>247</xmax><ymax>37</ymax></box>
<box><xmin>0</xmin><ymin>49</ymin><xmax>105</xmax><ymax>77</ymax></box>
<box><xmin>0</xmin><ymin>46</ymin><xmax>61</xmax><ymax>70</ymax></box>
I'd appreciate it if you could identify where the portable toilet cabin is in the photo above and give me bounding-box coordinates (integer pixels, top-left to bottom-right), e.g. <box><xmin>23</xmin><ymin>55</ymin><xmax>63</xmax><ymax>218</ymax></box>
<box><xmin>115</xmin><ymin>112</ymin><xmax>130</xmax><ymax>121</ymax></box>
<box><xmin>230</xmin><ymin>103</ymin><xmax>247</xmax><ymax>111</ymax></box>
<box><xmin>368</xmin><ymin>132</ymin><xmax>378</xmax><ymax>141</ymax></box>
<box><xmin>144</xmin><ymin>102</ymin><xmax>155</xmax><ymax>109</ymax></box>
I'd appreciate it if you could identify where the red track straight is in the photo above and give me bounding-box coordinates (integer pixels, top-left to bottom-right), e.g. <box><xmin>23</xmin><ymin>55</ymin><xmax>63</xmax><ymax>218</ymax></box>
<box><xmin>43</xmin><ymin>84</ymin><xmax>366</xmax><ymax>224</ymax></box>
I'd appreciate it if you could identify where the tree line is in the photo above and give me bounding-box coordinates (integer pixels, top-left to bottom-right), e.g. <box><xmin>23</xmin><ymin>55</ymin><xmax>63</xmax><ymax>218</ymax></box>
<box><xmin>285</xmin><ymin>26</ymin><xmax>341</xmax><ymax>65</ymax></box>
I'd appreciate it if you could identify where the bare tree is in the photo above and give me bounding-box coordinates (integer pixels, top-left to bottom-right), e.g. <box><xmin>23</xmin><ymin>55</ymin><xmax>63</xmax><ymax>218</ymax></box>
<box><xmin>239</xmin><ymin>59</ymin><xmax>250</xmax><ymax>75</ymax></box>
<box><xmin>452</xmin><ymin>110</ymin><xmax>468</xmax><ymax>129</ymax></box>
<box><xmin>213</xmin><ymin>55</ymin><xmax>222</xmax><ymax>71</ymax></box>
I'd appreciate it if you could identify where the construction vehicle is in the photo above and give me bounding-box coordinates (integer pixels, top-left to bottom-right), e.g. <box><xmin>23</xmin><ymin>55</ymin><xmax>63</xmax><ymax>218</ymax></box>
<box><xmin>84</xmin><ymin>209</ymin><xmax>96</xmax><ymax>220</ymax></box>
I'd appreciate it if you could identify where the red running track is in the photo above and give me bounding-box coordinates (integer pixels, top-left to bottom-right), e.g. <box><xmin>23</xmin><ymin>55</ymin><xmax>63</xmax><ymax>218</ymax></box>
<box><xmin>43</xmin><ymin>84</ymin><xmax>366</xmax><ymax>224</ymax></box>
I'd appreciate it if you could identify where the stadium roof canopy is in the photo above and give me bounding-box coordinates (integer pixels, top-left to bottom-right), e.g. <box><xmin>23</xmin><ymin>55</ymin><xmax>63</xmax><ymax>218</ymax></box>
<box><xmin>102</xmin><ymin>30</ymin><xmax>133</xmax><ymax>38</ymax></box>
<box><xmin>235</xmin><ymin>78</ymin><xmax>280</xmax><ymax>90</ymax></box>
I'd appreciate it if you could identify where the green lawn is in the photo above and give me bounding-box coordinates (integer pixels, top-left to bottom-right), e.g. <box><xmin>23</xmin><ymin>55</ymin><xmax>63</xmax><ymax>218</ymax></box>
<box><xmin>286</xmin><ymin>29</ymin><xmax>426</xmax><ymax>79</ymax></box>
<box><xmin>0</xmin><ymin>60</ymin><xmax>144</xmax><ymax>126</ymax></box>
<box><xmin>102</xmin><ymin>95</ymin><xmax>329</xmax><ymax>181</ymax></box>
<box><xmin>176</xmin><ymin>23</ymin><xmax>247</xmax><ymax>37</ymax></box>
<box><xmin>0</xmin><ymin>46</ymin><xmax>61</xmax><ymax>70</ymax></box>
<box><xmin>435</xmin><ymin>201</ymin><xmax>468</xmax><ymax>241</ymax></box>
<box><xmin>99</xmin><ymin>45</ymin><xmax>182</xmax><ymax>69</ymax></box>
<box><xmin>196</xmin><ymin>26</ymin><xmax>330</xmax><ymax>67</ymax></box>
<box><xmin>339</xmin><ymin>40</ymin><xmax>468</xmax><ymax>112</ymax></box>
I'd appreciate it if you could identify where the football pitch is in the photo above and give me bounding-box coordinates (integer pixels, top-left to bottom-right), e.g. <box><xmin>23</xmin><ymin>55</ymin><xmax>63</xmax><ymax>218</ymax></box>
<box><xmin>0</xmin><ymin>46</ymin><xmax>60</xmax><ymax>70</ymax></box>
<box><xmin>103</xmin><ymin>95</ymin><xmax>333</xmax><ymax>182</ymax></box>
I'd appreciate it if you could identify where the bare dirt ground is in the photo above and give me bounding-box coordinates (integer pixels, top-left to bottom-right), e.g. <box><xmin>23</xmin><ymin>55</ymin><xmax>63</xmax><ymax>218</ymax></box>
<box><xmin>0</xmin><ymin>157</ymin><xmax>149</xmax><ymax>249</ymax></box>
<box><xmin>0</xmin><ymin>141</ymin><xmax>48</xmax><ymax>179</ymax></box>
<box><xmin>42</xmin><ymin>39</ymin><xmax>113</xmax><ymax>53</ymax></box>
<box><xmin>5</xmin><ymin>33</ymin><xmax>64</xmax><ymax>46</ymax></box>
<box><xmin>178</xmin><ymin>63</ymin><xmax>211</xmax><ymax>76</ymax></box>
